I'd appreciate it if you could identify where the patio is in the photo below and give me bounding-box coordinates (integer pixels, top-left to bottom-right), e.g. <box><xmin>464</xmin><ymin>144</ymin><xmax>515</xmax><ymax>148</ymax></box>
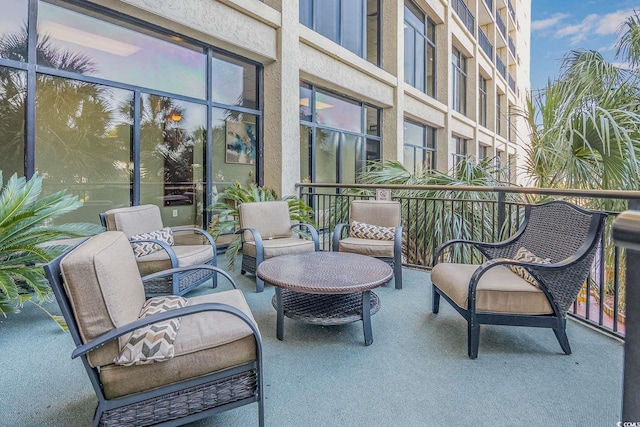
<box><xmin>0</xmin><ymin>265</ymin><xmax>624</xmax><ymax>426</ymax></box>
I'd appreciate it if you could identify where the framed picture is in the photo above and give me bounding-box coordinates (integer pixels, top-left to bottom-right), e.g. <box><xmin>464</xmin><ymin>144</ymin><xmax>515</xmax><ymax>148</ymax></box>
<box><xmin>225</xmin><ymin>120</ymin><xmax>256</xmax><ymax>164</ymax></box>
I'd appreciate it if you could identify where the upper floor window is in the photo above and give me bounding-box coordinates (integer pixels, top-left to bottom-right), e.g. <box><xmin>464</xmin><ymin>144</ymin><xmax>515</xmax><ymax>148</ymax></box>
<box><xmin>299</xmin><ymin>0</ymin><xmax>380</xmax><ymax>66</ymax></box>
<box><xmin>403</xmin><ymin>120</ymin><xmax>436</xmax><ymax>174</ymax></box>
<box><xmin>478</xmin><ymin>75</ymin><xmax>488</xmax><ymax>127</ymax></box>
<box><xmin>404</xmin><ymin>1</ymin><xmax>435</xmax><ymax>97</ymax></box>
<box><xmin>496</xmin><ymin>93</ymin><xmax>503</xmax><ymax>137</ymax></box>
<box><xmin>451</xmin><ymin>47</ymin><xmax>467</xmax><ymax>115</ymax></box>
<box><xmin>452</xmin><ymin>135</ymin><xmax>467</xmax><ymax>173</ymax></box>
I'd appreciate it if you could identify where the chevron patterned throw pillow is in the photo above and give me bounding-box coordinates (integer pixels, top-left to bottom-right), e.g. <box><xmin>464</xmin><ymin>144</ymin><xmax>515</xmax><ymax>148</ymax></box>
<box><xmin>114</xmin><ymin>295</ymin><xmax>188</xmax><ymax>366</ymax></box>
<box><xmin>129</xmin><ymin>227</ymin><xmax>174</xmax><ymax>257</ymax></box>
<box><xmin>349</xmin><ymin>220</ymin><xmax>395</xmax><ymax>241</ymax></box>
<box><xmin>509</xmin><ymin>247</ymin><xmax>551</xmax><ymax>287</ymax></box>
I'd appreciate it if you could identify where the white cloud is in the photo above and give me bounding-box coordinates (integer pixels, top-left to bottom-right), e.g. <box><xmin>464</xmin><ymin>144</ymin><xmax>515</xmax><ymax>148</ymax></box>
<box><xmin>552</xmin><ymin>9</ymin><xmax>635</xmax><ymax>45</ymax></box>
<box><xmin>531</xmin><ymin>13</ymin><xmax>570</xmax><ymax>31</ymax></box>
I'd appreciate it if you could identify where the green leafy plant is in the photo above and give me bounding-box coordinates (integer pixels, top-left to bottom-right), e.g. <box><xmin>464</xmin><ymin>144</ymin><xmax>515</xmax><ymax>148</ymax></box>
<box><xmin>0</xmin><ymin>172</ymin><xmax>103</xmax><ymax>328</ymax></box>
<box><xmin>207</xmin><ymin>182</ymin><xmax>315</xmax><ymax>269</ymax></box>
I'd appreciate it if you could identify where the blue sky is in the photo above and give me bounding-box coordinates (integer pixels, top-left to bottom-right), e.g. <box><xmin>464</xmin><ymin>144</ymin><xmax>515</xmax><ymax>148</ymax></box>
<box><xmin>530</xmin><ymin>0</ymin><xmax>637</xmax><ymax>92</ymax></box>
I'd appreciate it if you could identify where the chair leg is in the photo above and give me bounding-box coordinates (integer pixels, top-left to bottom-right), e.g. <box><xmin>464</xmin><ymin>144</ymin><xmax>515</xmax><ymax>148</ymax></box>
<box><xmin>468</xmin><ymin>320</ymin><xmax>480</xmax><ymax>359</ymax></box>
<box><xmin>255</xmin><ymin>276</ymin><xmax>264</xmax><ymax>293</ymax></box>
<box><xmin>394</xmin><ymin>262</ymin><xmax>402</xmax><ymax>290</ymax></box>
<box><xmin>553</xmin><ymin>319</ymin><xmax>572</xmax><ymax>355</ymax></box>
<box><xmin>432</xmin><ymin>285</ymin><xmax>440</xmax><ymax>314</ymax></box>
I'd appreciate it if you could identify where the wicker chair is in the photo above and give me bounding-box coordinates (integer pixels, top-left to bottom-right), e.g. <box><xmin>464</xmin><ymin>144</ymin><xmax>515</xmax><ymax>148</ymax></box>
<box><xmin>100</xmin><ymin>204</ymin><xmax>217</xmax><ymax>296</ymax></box>
<box><xmin>332</xmin><ymin>200</ymin><xmax>403</xmax><ymax>289</ymax></box>
<box><xmin>238</xmin><ymin>201</ymin><xmax>319</xmax><ymax>293</ymax></box>
<box><xmin>431</xmin><ymin>201</ymin><xmax>606</xmax><ymax>359</ymax></box>
<box><xmin>43</xmin><ymin>231</ymin><xmax>264</xmax><ymax>427</ymax></box>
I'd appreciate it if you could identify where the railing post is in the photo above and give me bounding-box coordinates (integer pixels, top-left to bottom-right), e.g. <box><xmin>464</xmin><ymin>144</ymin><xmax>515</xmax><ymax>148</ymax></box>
<box><xmin>497</xmin><ymin>191</ymin><xmax>506</xmax><ymax>236</ymax></box>
<box><xmin>612</xmin><ymin>207</ymin><xmax>640</xmax><ymax>422</ymax></box>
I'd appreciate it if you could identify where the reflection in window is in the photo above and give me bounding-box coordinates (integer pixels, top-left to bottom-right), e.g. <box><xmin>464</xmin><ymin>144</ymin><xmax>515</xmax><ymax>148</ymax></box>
<box><xmin>452</xmin><ymin>47</ymin><xmax>467</xmax><ymax>115</ymax></box>
<box><xmin>37</xmin><ymin>1</ymin><xmax>206</xmax><ymax>99</ymax></box>
<box><xmin>403</xmin><ymin>120</ymin><xmax>436</xmax><ymax>174</ymax></box>
<box><xmin>299</xmin><ymin>0</ymin><xmax>380</xmax><ymax>65</ymax></box>
<box><xmin>139</xmin><ymin>95</ymin><xmax>206</xmax><ymax>226</ymax></box>
<box><xmin>212</xmin><ymin>52</ymin><xmax>257</xmax><ymax>109</ymax></box>
<box><xmin>0</xmin><ymin>67</ymin><xmax>26</xmax><ymax>177</ymax></box>
<box><xmin>299</xmin><ymin>83</ymin><xmax>313</xmax><ymax>122</ymax></box>
<box><xmin>35</xmin><ymin>75</ymin><xmax>132</xmax><ymax>223</ymax></box>
<box><xmin>479</xmin><ymin>75</ymin><xmax>488</xmax><ymax>127</ymax></box>
<box><xmin>0</xmin><ymin>0</ymin><xmax>29</xmax><ymax>61</ymax></box>
<box><xmin>211</xmin><ymin>107</ymin><xmax>257</xmax><ymax>193</ymax></box>
<box><xmin>316</xmin><ymin>90</ymin><xmax>361</xmax><ymax>133</ymax></box>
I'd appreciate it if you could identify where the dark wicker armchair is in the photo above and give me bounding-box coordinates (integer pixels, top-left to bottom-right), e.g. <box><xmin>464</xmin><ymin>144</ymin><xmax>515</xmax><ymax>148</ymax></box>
<box><xmin>238</xmin><ymin>201</ymin><xmax>319</xmax><ymax>293</ymax></box>
<box><xmin>431</xmin><ymin>201</ymin><xmax>606</xmax><ymax>359</ymax></box>
<box><xmin>100</xmin><ymin>204</ymin><xmax>217</xmax><ymax>296</ymax></box>
<box><xmin>44</xmin><ymin>231</ymin><xmax>264</xmax><ymax>426</ymax></box>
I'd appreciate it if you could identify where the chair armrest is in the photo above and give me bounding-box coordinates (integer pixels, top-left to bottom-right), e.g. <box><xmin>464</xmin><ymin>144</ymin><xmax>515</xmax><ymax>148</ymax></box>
<box><xmin>292</xmin><ymin>223</ymin><xmax>320</xmax><ymax>250</ymax></box>
<box><xmin>432</xmin><ymin>239</ymin><xmax>487</xmax><ymax>266</ymax></box>
<box><xmin>71</xmin><ymin>302</ymin><xmax>260</xmax><ymax>359</ymax></box>
<box><xmin>141</xmin><ymin>265</ymin><xmax>235</xmax><ymax>289</ymax></box>
<box><xmin>171</xmin><ymin>227</ymin><xmax>217</xmax><ymax>250</ymax></box>
<box><xmin>236</xmin><ymin>227</ymin><xmax>264</xmax><ymax>249</ymax></box>
<box><xmin>129</xmin><ymin>238</ymin><xmax>179</xmax><ymax>268</ymax></box>
<box><xmin>332</xmin><ymin>223</ymin><xmax>349</xmax><ymax>251</ymax></box>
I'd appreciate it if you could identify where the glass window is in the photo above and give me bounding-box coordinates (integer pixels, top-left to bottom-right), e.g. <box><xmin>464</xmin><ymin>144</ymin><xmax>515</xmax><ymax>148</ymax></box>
<box><xmin>301</xmin><ymin>0</ymin><xmax>379</xmax><ymax>65</ymax></box>
<box><xmin>0</xmin><ymin>67</ymin><xmax>26</xmax><ymax>178</ymax></box>
<box><xmin>300</xmin><ymin>82</ymin><xmax>381</xmax><ymax>184</ymax></box>
<box><xmin>212</xmin><ymin>52</ymin><xmax>257</xmax><ymax>109</ymax></box>
<box><xmin>496</xmin><ymin>93</ymin><xmax>503</xmax><ymax>136</ymax></box>
<box><xmin>404</xmin><ymin>1</ymin><xmax>436</xmax><ymax>96</ymax></box>
<box><xmin>36</xmin><ymin>75</ymin><xmax>133</xmax><ymax>223</ymax></box>
<box><xmin>479</xmin><ymin>75</ymin><xmax>488</xmax><ymax>127</ymax></box>
<box><xmin>211</xmin><ymin>107</ymin><xmax>257</xmax><ymax>192</ymax></box>
<box><xmin>316</xmin><ymin>90</ymin><xmax>361</xmax><ymax>133</ymax></box>
<box><xmin>37</xmin><ymin>2</ymin><xmax>206</xmax><ymax>99</ymax></box>
<box><xmin>403</xmin><ymin>120</ymin><xmax>436</xmax><ymax>173</ymax></box>
<box><xmin>139</xmin><ymin>95</ymin><xmax>207</xmax><ymax>227</ymax></box>
<box><xmin>0</xmin><ymin>0</ymin><xmax>29</xmax><ymax>61</ymax></box>
<box><xmin>452</xmin><ymin>47</ymin><xmax>467</xmax><ymax>114</ymax></box>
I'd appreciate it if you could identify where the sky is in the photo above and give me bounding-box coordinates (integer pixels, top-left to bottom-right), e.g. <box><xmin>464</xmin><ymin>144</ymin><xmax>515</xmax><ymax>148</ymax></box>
<box><xmin>530</xmin><ymin>0</ymin><xmax>638</xmax><ymax>93</ymax></box>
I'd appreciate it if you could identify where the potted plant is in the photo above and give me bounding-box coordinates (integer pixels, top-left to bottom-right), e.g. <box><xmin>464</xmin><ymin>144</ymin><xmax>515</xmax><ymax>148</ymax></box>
<box><xmin>0</xmin><ymin>172</ymin><xmax>103</xmax><ymax>328</ymax></box>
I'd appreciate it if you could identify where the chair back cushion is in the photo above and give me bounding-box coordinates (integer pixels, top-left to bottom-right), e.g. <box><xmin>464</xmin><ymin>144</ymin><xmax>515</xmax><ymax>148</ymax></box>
<box><xmin>103</xmin><ymin>204</ymin><xmax>164</xmax><ymax>237</ymax></box>
<box><xmin>60</xmin><ymin>231</ymin><xmax>146</xmax><ymax>367</ymax></box>
<box><xmin>239</xmin><ymin>201</ymin><xmax>292</xmax><ymax>242</ymax></box>
<box><xmin>350</xmin><ymin>200</ymin><xmax>401</xmax><ymax>228</ymax></box>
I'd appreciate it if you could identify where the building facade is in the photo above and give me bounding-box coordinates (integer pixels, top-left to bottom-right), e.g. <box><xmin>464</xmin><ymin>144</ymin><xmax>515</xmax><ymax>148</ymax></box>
<box><xmin>0</xmin><ymin>0</ymin><xmax>530</xmax><ymax>227</ymax></box>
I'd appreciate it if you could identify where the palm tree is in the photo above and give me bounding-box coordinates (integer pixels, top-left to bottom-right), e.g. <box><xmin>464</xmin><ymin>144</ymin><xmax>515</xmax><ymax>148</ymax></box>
<box><xmin>0</xmin><ymin>172</ymin><xmax>103</xmax><ymax>324</ymax></box>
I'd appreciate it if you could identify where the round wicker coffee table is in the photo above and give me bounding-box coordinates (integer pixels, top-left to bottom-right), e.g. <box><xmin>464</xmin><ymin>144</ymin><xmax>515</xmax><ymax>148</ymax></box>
<box><xmin>256</xmin><ymin>252</ymin><xmax>393</xmax><ymax>345</ymax></box>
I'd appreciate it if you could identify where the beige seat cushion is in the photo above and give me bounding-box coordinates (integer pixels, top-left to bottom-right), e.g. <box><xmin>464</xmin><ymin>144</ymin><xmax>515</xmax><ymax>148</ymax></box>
<box><xmin>350</xmin><ymin>200</ymin><xmax>400</xmax><ymax>227</ymax></box>
<box><xmin>99</xmin><ymin>289</ymin><xmax>258</xmax><ymax>399</ymax></box>
<box><xmin>60</xmin><ymin>232</ymin><xmax>146</xmax><ymax>368</ymax></box>
<box><xmin>243</xmin><ymin>237</ymin><xmax>315</xmax><ymax>259</ymax></box>
<box><xmin>239</xmin><ymin>201</ymin><xmax>293</xmax><ymax>242</ymax></box>
<box><xmin>103</xmin><ymin>204</ymin><xmax>164</xmax><ymax>236</ymax></box>
<box><xmin>430</xmin><ymin>263</ymin><xmax>553</xmax><ymax>315</ymax></box>
<box><xmin>135</xmin><ymin>244</ymin><xmax>214</xmax><ymax>275</ymax></box>
<box><xmin>338</xmin><ymin>237</ymin><xmax>394</xmax><ymax>258</ymax></box>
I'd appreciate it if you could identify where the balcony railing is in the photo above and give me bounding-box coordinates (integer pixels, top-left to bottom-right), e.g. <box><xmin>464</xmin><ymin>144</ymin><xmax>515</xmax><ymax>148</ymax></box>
<box><xmin>496</xmin><ymin>12</ymin><xmax>506</xmax><ymax>38</ymax></box>
<box><xmin>451</xmin><ymin>0</ymin><xmax>475</xmax><ymax>35</ymax></box>
<box><xmin>508</xmin><ymin>73</ymin><xmax>516</xmax><ymax>91</ymax></box>
<box><xmin>483</xmin><ymin>0</ymin><xmax>493</xmax><ymax>12</ymax></box>
<box><xmin>478</xmin><ymin>26</ymin><xmax>493</xmax><ymax>60</ymax></box>
<box><xmin>496</xmin><ymin>55</ymin><xmax>506</xmax><ymax>78</ymax></box>
<box><xmin>297</xmin><ymin>182</ymin><xmax>639</xmax><ymax>339</ymax></box>
<box><xmin>508</xmin><ymin>35</ymin><xmax>516</xmax><ymax>56</ymax></box>
<box><xmin>508</xmin><ymin>0</ymin><xmax>515</xmax><ymax>21</ymax></box>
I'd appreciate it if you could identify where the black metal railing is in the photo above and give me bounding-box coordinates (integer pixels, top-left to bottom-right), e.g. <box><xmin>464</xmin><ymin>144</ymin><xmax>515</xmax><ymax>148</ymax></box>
<box><xmin>451</xmin><ymin>0</ymin><xmax>475</xmax><ymax>35</ymax></box>
<box><xmin>496</xmin><ymin>55</ymin><xmax>506</xmax><ymax>78</ymax></box>
<box><xmin>508</xmin><ymin>35</ymin><xmax>516</xmax><ymax>56</ymax></box>
<box><xmin>297</xmin><ymin>182</ymin><xmax>640</xmax><ymax>339</ymax></box>
<box><xmin>496</xmin><ymin>12</ymin><xmax>506</xmax><ymax>37</ymax></box>
<box><xmin>508</xmin><ymin>73</ymin><xmax>516</xmax><ymax>92</ymax></box>
<box><xmin>478</xmin><ymin>26</ymin><xmax>493</xmax><ymax>59</ymax></box>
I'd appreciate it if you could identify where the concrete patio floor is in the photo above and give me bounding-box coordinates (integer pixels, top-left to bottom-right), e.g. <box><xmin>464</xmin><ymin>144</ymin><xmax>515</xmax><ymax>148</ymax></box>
<box><xmin>0</xmin><ymin>266</ymin><xmax>625</xmax><ymax>426</ymax></box>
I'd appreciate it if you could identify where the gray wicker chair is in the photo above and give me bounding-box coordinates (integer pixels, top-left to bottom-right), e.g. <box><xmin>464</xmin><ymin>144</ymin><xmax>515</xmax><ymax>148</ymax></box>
<box><xmin>43</xmin><ymin>231</ymin><xmax>264</xmax><ymax>427</ymax></box>
<box><xmin>238</xmin><ymin>201</ymin><xmax>319</xmax><ymax>292</ymax></box>
<box><xmin>332</xmin><ymin>200</ymin><xmax>403</xmax><ymax>289</ymax></box>
<box><xmin>100</xmin><ymin>204</ymin><xmax>217</xmax><ymax>296</ymax></box>
<box><xmin>431</xmin><ymin>201</ymin><xmax>606</xmax><ymax>359</ymax></box>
